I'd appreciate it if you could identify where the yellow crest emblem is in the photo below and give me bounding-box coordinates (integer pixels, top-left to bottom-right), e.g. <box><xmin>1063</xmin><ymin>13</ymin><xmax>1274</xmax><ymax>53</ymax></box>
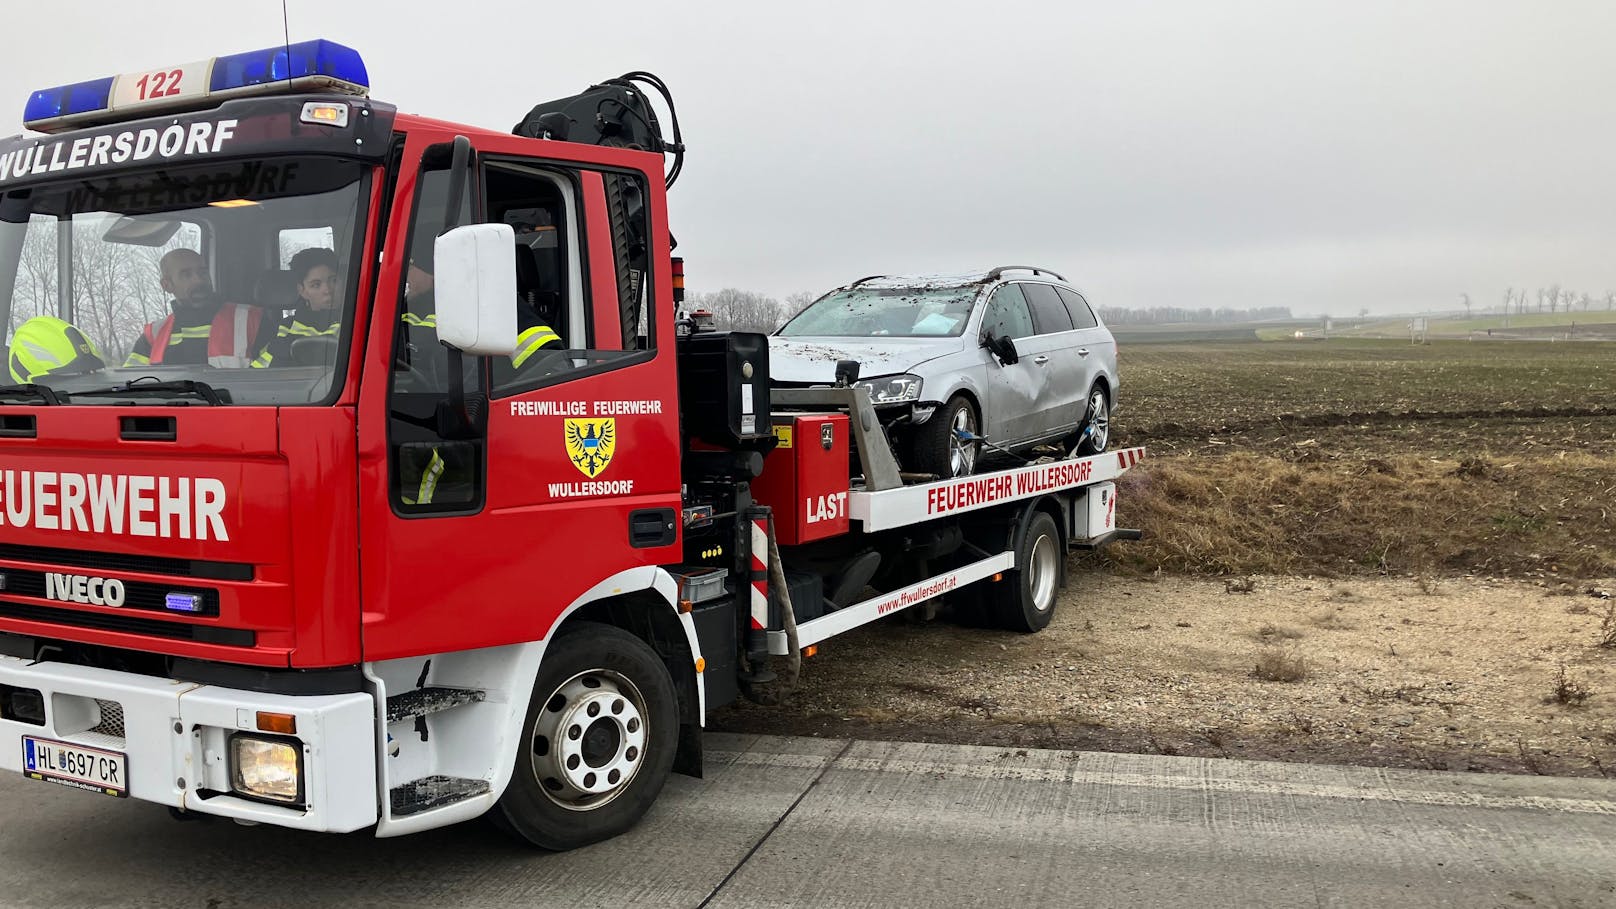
<box><xmin>564</xmin><ymin>418</ymin><xmax>616</xmax><ymax>478</ymax></box>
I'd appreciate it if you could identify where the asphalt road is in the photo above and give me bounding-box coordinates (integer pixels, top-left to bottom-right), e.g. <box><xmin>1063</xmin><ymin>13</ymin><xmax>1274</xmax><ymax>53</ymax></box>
<box><xmin>3</xmin><ymin>734</ymin><xmax>1615</xmax><ymax>908</ymax></box>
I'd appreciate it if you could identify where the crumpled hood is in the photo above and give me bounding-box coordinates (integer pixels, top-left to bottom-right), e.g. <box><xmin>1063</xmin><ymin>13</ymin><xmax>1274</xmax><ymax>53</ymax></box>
<box><xmin>767</xmin><ymin>336</ymin><xmax>963</xmax><ymax>383</ymax></box>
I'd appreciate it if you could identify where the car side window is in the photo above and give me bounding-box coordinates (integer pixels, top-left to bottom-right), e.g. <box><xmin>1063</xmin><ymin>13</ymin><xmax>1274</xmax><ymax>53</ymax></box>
<box><xmin>1022</xmin><ymin>283</ymin><xmax>1074</xmax><ymax>334</ymax></box>
<box><xmin>1056</xmin><ymin>287</ymin><xmax>1099</xmax><ymax>329</ymax></box>
<box><xmin>982</xmin><ymin>284</ymin><xmax>1035</xmax><ymax>340</ymax></box>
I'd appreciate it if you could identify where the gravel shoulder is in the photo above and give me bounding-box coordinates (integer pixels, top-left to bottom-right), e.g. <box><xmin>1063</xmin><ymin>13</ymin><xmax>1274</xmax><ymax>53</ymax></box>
<box><xmin>711</xmin><ymin>573</ymin><xmax>1616</xmax><ymax>778</ymax></box>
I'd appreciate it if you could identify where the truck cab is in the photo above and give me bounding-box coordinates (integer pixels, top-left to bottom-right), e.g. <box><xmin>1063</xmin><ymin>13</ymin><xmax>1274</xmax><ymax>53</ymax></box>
<box><xmin>0</xmin><ymin>40</ymin><xmax>692</xmax><ymax>844</ymax></box>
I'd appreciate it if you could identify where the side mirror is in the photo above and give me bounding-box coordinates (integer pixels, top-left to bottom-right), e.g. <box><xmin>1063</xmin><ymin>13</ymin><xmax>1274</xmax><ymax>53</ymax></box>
<box><xmin>433</xmin><ymin>223</ymin><xmax>518</xmax><ymax>356</ymax></box>
<box><xmin>982</xmin><ymin>332</ymin><xmax>1019</xmax><ymax>365</ymax></box>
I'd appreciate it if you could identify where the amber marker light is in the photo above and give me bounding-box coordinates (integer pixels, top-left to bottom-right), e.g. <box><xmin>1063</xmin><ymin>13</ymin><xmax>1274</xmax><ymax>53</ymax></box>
<box><xmin>256</xmin><ymin>712</ymin><xmax>297</xmax><ymax>735</ymax></box>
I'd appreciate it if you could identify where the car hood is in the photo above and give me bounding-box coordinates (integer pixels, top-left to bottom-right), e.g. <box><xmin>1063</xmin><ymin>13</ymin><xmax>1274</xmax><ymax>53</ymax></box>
<box><xmin>767</xmin><ymin>336</ymin><xmax>964</xmax><ymax>383</ymax></box>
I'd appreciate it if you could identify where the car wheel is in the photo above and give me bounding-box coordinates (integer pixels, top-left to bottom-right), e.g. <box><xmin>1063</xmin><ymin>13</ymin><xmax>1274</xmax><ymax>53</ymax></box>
<box><xmin>495</xmin><ymin>622</ymin><xmax>678</xmax><ymax>850</ymax></box>
<box><xmin>990</xmin><ymin>510</ymin><xmax>1063</xmax><ymax>633</ymax></box>
<box><xmin>1072</xmin><ymin>385</ymin><xmax>1110</xmax><ymax>455</ymax></box>
<box><xmin>911</xmin><ymin>395</ymin><xmax>980</xmax><ymax>478</ymax></box>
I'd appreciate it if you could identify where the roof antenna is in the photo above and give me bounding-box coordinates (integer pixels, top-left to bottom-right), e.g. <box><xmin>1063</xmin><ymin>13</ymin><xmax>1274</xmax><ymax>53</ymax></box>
<box><xmin>280</xmin><ymin>0</ymin><xmax>292</xmax><ymax>85</ymax></box>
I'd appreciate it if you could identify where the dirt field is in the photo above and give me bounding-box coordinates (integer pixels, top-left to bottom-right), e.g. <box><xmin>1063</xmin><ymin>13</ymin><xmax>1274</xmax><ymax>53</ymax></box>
<box><xmin>712</xmin><ymin>339</ymin><xmax>1616</xmax><ymax>776</ymax></box>
<box><xmin>713</xmin><ymin>574</ymin><xmax>1616</xmax><ymax>777</ymax></box>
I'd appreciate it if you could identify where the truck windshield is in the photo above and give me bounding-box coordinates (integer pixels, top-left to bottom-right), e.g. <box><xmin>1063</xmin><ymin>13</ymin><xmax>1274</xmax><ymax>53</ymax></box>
<box><xmin>0</xmin><ymin>155</ymin><xmax>367</xmax><ymax>405</ymax></box>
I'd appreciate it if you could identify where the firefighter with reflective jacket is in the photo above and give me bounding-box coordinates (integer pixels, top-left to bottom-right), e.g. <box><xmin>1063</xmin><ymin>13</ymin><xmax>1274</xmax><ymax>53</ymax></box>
<box><xmin>397</xmin><ymin>229</ymin><xmax>563</xmax><ymax>506</ymax></box>
<box><xmin>8</xmin><ymin>316</ymin><xmax>107</xmax><ymax>384</ymax></box>
<box><xmin>251</xmin><ymin>247</ymin><xmax>342</xmax><ymax>368</ymax></box>
<box><xmin>125</xmin><ymin>248</ymin><xmax>275</xmax><ymax>367</ymax></box>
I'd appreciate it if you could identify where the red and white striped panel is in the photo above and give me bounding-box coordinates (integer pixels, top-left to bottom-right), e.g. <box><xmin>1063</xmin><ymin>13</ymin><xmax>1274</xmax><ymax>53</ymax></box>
<box><xmin>1116</xmin><ymin>448</ymin><xmax>1144</xmax><ymax>470</ymax></box>
<box><xmin>750</xmin><ymin>519</ymin><xmax>769</xmax><ymax>631</ymax></box>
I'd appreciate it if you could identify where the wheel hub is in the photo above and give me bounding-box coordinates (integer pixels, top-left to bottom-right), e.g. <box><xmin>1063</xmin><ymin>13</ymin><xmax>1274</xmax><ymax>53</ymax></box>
<box><xmin>1028</xmin><ymin>531</ymin><xmax>1058</xmax><ymax>612</ymax></box>
<box><xmin>530</xmin><ymin>671</ymin><xmax>647</xmax><ymax>810</ymax></box>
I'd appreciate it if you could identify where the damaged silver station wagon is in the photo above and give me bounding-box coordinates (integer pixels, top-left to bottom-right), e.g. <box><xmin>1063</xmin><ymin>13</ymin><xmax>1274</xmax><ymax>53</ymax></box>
<box><xmin>770</xmin><ymin>266</ymin><xmax>1118</xmax><ymax>479</ymax></box>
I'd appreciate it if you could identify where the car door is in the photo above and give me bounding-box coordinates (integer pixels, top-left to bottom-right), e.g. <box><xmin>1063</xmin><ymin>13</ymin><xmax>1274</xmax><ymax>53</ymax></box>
<box><xmin>1056</xmin><ymin>286</ymin><xmax>1113</xmax><ymax>410</ymax></box>
<box><xmin>1019</xmin><ymin>282</ymin><xmax>1084</xmax><ymax>439</ymax></box>
<box><xmin>976</xmin><ymin>282</ymin><xmax>1042</xmax><ymax>443</ymax></box>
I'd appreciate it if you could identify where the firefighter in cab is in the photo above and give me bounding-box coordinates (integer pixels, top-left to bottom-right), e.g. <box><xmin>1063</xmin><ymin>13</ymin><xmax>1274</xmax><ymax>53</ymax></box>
<box><xmin>8</xmin><ymin>316</ymin><xmax>107</xmax><ymax>385</ymax></box>
<box><xmin>125</xmin><ymin>248</ymin><xmax>277</xmax><ymax>368</ymax></box>
<box><xmin>252</xmin><ymin>247</ymin><xmax>342</xmax><ymax>367</ymax></box>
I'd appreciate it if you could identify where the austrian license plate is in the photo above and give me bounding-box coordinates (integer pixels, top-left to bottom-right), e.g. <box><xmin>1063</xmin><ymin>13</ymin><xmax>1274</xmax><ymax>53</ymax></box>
<box><xmin>22</xmin><ymin>736</ymin><xmax>128</xmax><ymax>798</ymax></box>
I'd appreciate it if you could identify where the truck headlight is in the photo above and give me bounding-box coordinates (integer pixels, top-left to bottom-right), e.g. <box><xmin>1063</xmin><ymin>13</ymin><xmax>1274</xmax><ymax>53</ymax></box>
<box><xmin>230</xmin><ymin>735</ymin><xmax>303</xmax><ymax>804</ymax></box>
<box><xmin>854</xmin><ymin>374</ymin><xmax>923</xmax><ymax>404</ymax></box>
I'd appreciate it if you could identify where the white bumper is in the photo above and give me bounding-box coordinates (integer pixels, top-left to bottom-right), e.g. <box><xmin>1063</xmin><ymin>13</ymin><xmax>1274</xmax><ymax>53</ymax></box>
<box><xmin>0</xmin><ymin>654</ymin><xmax>378</xmax><ymax>832</ymax></box>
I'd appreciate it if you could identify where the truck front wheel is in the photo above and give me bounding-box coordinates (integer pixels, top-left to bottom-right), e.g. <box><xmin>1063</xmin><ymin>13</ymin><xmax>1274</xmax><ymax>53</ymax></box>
<box><xmin>496</xmin><ymin>622</ymin><xmax>678</xmax><ymax>850</ymax></box>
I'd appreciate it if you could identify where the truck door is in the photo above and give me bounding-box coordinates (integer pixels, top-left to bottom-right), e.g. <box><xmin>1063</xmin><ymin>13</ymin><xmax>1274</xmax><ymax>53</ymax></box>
<box><xmin>358</xmin><ymin>136</ymin><xmax>682</xmax><ymax>659</ymax></box>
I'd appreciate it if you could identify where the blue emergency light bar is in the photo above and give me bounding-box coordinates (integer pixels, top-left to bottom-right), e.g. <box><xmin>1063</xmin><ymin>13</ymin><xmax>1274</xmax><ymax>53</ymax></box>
<box><xmin>23</xmin><ymin>39</ymin><xmax>369</xmax><ymax>134</ymax></box>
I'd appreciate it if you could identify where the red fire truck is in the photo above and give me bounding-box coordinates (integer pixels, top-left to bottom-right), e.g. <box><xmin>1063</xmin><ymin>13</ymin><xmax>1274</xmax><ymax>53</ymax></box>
<box><xmin>0</xmin><ymin>41</ymin><xmax>1143</xmax><ymax>849</ymax></box>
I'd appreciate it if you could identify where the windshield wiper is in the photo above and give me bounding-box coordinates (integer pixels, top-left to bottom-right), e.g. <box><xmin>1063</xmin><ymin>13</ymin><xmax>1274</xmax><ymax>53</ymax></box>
<box><xmin>0</xmin><ymin>384</ymin><xmax>61</xmax><ymax>405</ymax></box>
<box><xmin>71</xmin><ymin>378</ymin><xmax>228</xmax><ymax>406</ymax></box>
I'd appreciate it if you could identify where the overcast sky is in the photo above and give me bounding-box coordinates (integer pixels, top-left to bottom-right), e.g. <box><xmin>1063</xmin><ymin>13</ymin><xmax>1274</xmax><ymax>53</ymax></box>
<box><xmin>8</xmin><ymin>1</ymin><xmax>1615</xmax><ymax>315</ymax></box>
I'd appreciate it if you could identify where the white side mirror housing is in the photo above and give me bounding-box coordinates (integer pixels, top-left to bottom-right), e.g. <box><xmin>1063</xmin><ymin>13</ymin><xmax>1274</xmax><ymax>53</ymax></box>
<box><xmin>433</xmin><ymin>223</ymin><xmax>517</xmax><ymax>356</ymax></box>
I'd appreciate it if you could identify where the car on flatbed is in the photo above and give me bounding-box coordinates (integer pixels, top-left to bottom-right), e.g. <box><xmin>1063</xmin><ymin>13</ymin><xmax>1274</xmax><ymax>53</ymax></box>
<box><xmin>770</xmin><ymin>266</ymin><xmax>1118</xmax><ymax>478</ymax></box>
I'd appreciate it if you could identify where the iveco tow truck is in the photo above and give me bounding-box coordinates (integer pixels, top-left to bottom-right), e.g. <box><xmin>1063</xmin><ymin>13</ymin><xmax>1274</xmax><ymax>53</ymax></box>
<box><xmin>0</xmin><ymin>39</ymin><xmax>1144</xmax><ymax>849</ymax></box>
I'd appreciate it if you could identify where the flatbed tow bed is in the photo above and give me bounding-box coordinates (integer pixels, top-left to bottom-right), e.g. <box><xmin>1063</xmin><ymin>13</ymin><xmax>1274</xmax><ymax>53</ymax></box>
<box><xmin>763</xmin><ymin>441</ymin><xmax>1147</xmax><ymax>655</ymax></box>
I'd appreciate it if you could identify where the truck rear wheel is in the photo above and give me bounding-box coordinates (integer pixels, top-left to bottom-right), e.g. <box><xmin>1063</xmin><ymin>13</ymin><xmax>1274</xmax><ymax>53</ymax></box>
<box><xmin>496</xmin><ymin>622</ymin><xmax>678</xmax><ymax>850</ymax></box>
<box><xmin>991</xmin><ymin>510</ymin><xmax>1063</xmax><ymax>633</ymax></box>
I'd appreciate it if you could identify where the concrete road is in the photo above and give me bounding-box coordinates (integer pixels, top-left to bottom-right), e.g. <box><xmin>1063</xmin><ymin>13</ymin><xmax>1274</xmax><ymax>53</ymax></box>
<box><xmin>2</xmin><ymin>734</ymin><xmax>1614</xmax><ymax>908</ymax></box>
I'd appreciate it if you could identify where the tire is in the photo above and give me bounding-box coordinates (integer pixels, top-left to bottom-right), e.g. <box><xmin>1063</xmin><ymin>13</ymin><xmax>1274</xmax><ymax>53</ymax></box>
<box><xmin>496</xmin><ymin>622</ymin><xmax>679</xmax><ymax>850</ymax></box>
<box><xmin>1071</xmin><ymin>385</ymin><xmax>1110</xmax><ymax>456</ymax></box>
<box><xmin>990</xmin><ymin>510</ymin><xmax>1063</xmax><ymax>633</ymax></box>
<box><xmin>910</xmin><ymin>395</ymin><xmax>980</xmax><ymax>478</ymax></box>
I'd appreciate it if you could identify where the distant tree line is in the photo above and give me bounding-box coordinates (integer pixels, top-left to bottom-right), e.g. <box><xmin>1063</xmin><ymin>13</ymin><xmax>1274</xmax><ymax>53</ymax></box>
<box><xmin>1094</xmin><ymin>305</ymin><xmax>1294</xmax><ymax>325</ymax></box>
<box><xmin>1493</xmin><ymin>286</ymin><xmax>1615</xmax><ymax>317</ymax></box>
<box><xmin>685</xmin><ymin>288</ymin><xmax>817</xmax><ymax>333</ymax></box>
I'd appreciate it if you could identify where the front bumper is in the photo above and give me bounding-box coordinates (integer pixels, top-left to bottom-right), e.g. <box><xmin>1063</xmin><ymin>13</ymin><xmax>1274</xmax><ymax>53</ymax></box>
<box><xmin>0</xmin><ymin>654</ymin><xmax>377</xmax><ymax>832</ymax></box>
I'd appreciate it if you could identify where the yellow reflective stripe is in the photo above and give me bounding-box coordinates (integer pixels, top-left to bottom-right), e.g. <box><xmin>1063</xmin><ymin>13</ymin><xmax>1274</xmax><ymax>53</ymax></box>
<box><xmin>401</xmin><ymin>313</ymin><xmax>437</xmax><ymax>328</ymax></box>
<box><xmin>282</xmin><ymin>321</ymin><xmax>341</xmax><ymax>338</ymax></box>
<box><xmin>511</xmin><ymin>325</ymin><xmax>562</xmax><ymax>368</ymax></box>
<box><xmin>415</xmin><ymin>449</ymin><xmax>445</xmax><ymax>505</ymax></box>
<box><xmin>169</xmin><ymin>326</ymin><xmax>211</xmax><ymax>343</ymax></box>
<box><xmin>250</xmin><ymin>348</ymin><xmax>275</xmax><ymax>369</ymax></box>
<box><xmin>124</xmin><ymin>352</ymin><xmax>151</xmax><ymax>367</ymax></box>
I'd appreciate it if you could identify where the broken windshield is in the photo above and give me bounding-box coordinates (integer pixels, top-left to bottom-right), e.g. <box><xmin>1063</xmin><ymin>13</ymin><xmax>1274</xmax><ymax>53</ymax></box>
<box><xmin>775</xmin><ymin>286</ymin><xmax>981</xmax><ymax>339</ymax></box>
<box><xmin>0</xmin><ymin>155</ymin><xmax>367</xmax><ymax>405</ymax></box>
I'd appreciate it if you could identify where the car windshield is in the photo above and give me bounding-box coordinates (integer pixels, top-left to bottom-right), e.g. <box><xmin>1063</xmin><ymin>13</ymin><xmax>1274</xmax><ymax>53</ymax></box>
<box><xmin>776</xmin><ymin>286</ymin><xmax>980</xmax><ymax>338</ymax></box>
<box><xmin>0</xmin><ymin>155</ymin><xmax>366</xmax><ymax>405</ymax></box>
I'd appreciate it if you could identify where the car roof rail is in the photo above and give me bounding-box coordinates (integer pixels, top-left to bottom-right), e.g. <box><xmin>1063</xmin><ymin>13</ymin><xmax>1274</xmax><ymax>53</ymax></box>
<box><xmin>986</xmin><ymin>265</ymin><xmax>1067</xmax><ymax>283</ymax></box>
<box><xmin>848</xmin><ymin>274</ymin><xmax>887</xmax><ymax>287</ymax></box>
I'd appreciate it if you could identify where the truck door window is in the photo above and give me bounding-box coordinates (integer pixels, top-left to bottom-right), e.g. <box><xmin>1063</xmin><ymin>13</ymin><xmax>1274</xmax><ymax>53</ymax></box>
<box><xmin>485</xmin><ymin>163</ymin><xmax>654</xmax><ymax>397</ymax></box>
<box><xmin>389</xmin><ymin>162</ymin><xmax>482</xmax><ymax>513</ymax></box>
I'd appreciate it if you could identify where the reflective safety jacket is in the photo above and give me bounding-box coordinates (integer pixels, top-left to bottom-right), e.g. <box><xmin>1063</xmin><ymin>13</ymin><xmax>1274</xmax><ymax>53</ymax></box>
<box><xmin>125</xmin><ymin>303</ymin><xmax>270</xmax><ymax>368</ymax></box>
<box><xmin>251</xmin><ymin>310</ymin><xmax>342</xmax><ymax>368</ymax></box>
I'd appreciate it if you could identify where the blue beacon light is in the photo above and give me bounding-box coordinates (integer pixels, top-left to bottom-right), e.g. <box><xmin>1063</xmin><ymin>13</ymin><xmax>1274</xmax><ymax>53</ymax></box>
<box><xmin>22</xmin><ymin>40</ymin><xmax>368</xmax><ymax>133</ymax></box>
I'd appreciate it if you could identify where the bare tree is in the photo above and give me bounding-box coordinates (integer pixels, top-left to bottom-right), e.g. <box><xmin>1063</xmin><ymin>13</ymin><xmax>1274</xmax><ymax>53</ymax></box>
<box><xmin>689</xmin><ymin>288</ymin><xmax>789</xmax><ymax>333</ymax></box>
<box><xmin>1459</xmin><ymin>292</ymin><xmax>1472</xmax><ymax>318</ymax></box>
<box><xmin>1605</xmin><ymin>291</ymin><xmax>1614</xmax><ymax>311</ymax></box>
<box><xmin>782</xmin><ymin>290</ymin><xmax>818</xmax><ymax>322</ymax></box>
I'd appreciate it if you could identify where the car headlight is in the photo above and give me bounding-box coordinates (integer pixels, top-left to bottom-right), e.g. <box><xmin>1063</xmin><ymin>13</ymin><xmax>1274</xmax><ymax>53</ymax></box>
<box><xmin>854</xmin><ymin>374</ymin><xmax>923</xmax><ymax>404</ymax></box>
<box><xmin>230</xmin><ymin>734</ymin><xmax>303</xmax><ymax>804</ymax></box>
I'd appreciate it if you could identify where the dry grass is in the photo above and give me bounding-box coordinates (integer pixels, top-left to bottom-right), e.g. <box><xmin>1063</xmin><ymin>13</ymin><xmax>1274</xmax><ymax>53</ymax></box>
<box><xmin>1104</xmin><ymin>451</ymin><xmax>1616</xmax><ymax>579</ymax></box>
<box><xmin>1599</xmin><ymin>603</ymin><xmax>1616</xmax><ymax>650</ymax></box>
<box><xmin>1251</xmin><ymin>647</ymin><xmax>1309</xmax><ymax>682</ymax></box>
<box><xmin>1551</xmin><ymin>662</ymin><xmax>1592</xmax><ymax>707</ymax></box>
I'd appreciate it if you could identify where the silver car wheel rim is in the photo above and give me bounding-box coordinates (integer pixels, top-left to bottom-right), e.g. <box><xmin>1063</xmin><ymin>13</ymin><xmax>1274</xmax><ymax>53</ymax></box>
<box><xmin>1029</xmin><ymin>531</ymin><xmax>1059</xmax><ymax>613</ymax></box>
<box><xmin>1087</xmin><ymin>391</ymin><xmax>1109</xmax><ymax>451</ymax></box>
<box><xmin>949</xmin><ymin>405</ymin><xmax>978</xmax><ymax>476</ymax></box>
<box><xmin>530</xmin><ymin>669</ymin><xmax>648</xmax><ymax>812</ymax></box>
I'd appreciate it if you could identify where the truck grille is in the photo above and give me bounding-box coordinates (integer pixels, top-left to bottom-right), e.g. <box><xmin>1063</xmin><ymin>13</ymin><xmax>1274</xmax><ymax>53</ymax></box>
<box><xmin>0</xmin><ymin>543</ymin><xmax>252</xmax><ymax>581</ymax></box>
<box><xmin>0</xmin><ymin>599</ymin><xmax>255</xmax><ymax>647</ymax></box>
<box><xmin>0</xmin><ymin>568</ymin><xmax>219</xmax><ymax>617</ymax></box>
<box><xmin>91</xmin><ymin>699</ymin><xmax>125</xmax><ymax>738</ymax></box>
